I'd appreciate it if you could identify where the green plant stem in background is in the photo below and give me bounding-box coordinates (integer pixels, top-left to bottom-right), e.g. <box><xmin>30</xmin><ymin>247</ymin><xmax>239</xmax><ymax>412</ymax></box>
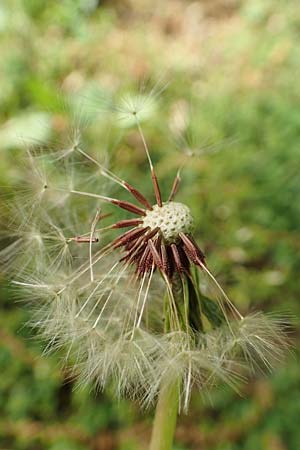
<box><xmin>149</xmin><ymin>379</ymin><xmax>179</xmax><ymax>450</ymax></box>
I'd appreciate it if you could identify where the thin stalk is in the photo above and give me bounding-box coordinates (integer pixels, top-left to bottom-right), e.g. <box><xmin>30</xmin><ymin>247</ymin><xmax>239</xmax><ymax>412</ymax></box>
<box><xmin>149</xmin><ymin>379</ymin><xmax>179</xmax><ymax>450</ymax></box>
<box><xmin>149</xmin><ymin>274</ymin><xmax>189</xmax><ymax>450</ymax></box>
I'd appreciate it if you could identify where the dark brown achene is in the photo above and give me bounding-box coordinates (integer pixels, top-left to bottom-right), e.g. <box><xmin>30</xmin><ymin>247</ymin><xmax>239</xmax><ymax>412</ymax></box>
<box><xmin>74</xmin><ymin>169</ymin><xmax>206</xmax><ymax>279</ymax></box>
<box><xmin>112</xmin><ymin>197</ymin><xmax>206</xmax><ymax>278</ymax></box>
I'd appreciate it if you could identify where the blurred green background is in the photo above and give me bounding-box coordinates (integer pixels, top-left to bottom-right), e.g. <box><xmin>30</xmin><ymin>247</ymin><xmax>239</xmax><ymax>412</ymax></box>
<box><xmin>0</xmin><ymin>0</ymin><xmax>299</xmax><ymax>449</ymax></box>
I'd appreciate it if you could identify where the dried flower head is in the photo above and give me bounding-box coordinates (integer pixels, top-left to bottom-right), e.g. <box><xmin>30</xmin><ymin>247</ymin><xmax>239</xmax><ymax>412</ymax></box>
<box><xmin>1</xmin><ymin>90</ymin><xmax>289</xmax><ymax>412</ymax></box>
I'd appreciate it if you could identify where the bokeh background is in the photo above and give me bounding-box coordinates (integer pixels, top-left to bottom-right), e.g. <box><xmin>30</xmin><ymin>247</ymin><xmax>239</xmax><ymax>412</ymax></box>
<box><xmin>0</xmin><ymin>0</ymin><xmax>300</xmax><ymax>449</ymax></box>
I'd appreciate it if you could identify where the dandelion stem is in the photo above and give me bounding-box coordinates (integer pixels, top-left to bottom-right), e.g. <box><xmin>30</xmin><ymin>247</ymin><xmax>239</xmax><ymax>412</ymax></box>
<box><xmin>149</xmin><ymin>379</ymin><xmax>179</xmax><ymax>450</ymax></box>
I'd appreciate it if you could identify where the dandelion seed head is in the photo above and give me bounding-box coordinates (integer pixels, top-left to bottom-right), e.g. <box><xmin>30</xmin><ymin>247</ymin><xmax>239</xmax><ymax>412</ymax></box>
<box><xmin>142</xmin><ymin>202</ymin><xmax>194</xmax><ymax>243</ymax></box>
<box><xmin>4</xmin><ymin>88</ymin><xmax>290</xmax><ymax>412</ymax></box>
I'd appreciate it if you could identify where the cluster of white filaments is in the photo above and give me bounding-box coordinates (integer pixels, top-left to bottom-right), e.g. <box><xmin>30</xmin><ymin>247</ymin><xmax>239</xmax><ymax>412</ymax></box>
<box><xmin>0</xmin><ymin>91</ymin><xmax>289</xmax><ymax>412</ymax></box>
<box><xmin>142</xmin><ymin>202</ymin><xmax>194</xmax><ymax>243</ymax></box>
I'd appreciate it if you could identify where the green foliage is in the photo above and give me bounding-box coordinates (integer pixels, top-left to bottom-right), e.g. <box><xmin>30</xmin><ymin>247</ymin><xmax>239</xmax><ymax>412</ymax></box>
<box><xmin>0</xmin><ymin>0</ymin><xmax>299</xmax><ymax>449</ymax></box>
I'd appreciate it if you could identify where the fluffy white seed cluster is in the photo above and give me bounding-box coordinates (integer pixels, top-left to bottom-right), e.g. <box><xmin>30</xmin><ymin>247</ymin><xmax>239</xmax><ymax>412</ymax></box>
<box><xmin>142</xmin><ymin>202</ymin><xmax>194</xmax><ymax>243</ymax></box>
<box><xmin>0</xmin><ymin>91</ymin><xmax>289</xmax><ymax>412</ymax></box>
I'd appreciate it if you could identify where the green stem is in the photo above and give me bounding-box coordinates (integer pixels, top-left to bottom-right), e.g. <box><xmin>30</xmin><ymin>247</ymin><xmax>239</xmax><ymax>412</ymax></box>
<box><xmin>149</xmin><ymin>379</ymin><xmax>179</xmax><ymax>450</ymax></box>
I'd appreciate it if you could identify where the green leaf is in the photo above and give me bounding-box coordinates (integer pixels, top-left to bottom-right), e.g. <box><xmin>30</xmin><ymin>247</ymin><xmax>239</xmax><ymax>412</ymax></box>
<box><xmin>200</xmin><ymin>295</ymin><xmax>226</xmax><ymax>328</ymax></box>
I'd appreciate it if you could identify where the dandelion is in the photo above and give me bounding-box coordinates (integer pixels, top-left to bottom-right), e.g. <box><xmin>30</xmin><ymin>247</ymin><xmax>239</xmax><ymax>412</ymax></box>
<box><xmin>1</xmin><ymin>90</ymin><xmax>290</xmax><ymax>450</ymax></box>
